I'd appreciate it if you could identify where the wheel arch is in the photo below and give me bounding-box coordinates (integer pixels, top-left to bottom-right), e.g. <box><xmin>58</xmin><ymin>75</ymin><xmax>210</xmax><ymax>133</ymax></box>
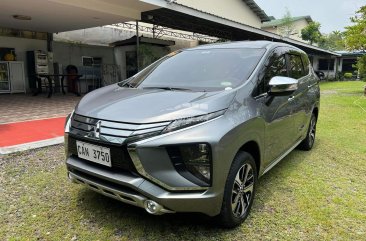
<box><xmin>237</xmin><ymin>141</ymin><xmax>261</xmax><ymax>175</ymax></box>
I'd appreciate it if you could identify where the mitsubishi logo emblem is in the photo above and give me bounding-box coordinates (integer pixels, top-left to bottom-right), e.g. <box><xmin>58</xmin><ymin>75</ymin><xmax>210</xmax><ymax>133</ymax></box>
<box><xmin>93</xmin><ymin>120</ymin><xmax>101</xmax><ymax>139</ymax></box>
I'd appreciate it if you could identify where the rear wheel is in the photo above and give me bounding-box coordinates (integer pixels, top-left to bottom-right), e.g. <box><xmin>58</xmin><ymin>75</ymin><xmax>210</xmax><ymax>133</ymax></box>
<box><xmin>299</xmin><ymin>113</ymin><xmax>317</xmax><ymax>151</ymax></box>
<box><xmin>217</xmin><ymin>152</ymin><xmax>257</xmax><ymax>228</ymax></box>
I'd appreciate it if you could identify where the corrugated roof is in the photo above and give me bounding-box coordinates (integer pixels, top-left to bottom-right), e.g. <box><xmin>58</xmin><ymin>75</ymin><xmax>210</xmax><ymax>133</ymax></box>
<box><xmin>140</xmin><ymin>0</ymin><xmax>340</xmax><ymax>56</ymax></box>
<box><xmin>262</xmin><ymin>16</ymin><xmax>313</xmax><ymax>28</ymax></box>
<box><xmin>110</xmin><ymin>36</ymin><xmax>175</xmax><ymax>47</ymax></box>
<box><xmin>242</xmin><ymin>0</ymin><xmax>270</xmax><ymax>22</ymax></box>
<box><xmin>335</xmin><ymin>51</ymin><xmax>365</xmax><ymax>57</ymax></box>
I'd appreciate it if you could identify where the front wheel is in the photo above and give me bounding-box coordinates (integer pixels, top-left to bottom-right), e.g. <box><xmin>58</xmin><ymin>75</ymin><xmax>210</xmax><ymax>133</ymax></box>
<box><xmin>298</xmin><ymin>113</ymin><xmax>317</xmax><ymax>151</ymax></box>
<box><xmin>217</xmin><ymin>152</ymin><xmax>257</xmax><ymax>228</ymax></box>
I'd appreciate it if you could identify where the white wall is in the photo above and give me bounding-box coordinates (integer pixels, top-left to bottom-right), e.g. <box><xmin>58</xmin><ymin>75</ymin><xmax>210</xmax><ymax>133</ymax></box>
<box><xmin>176</xmin><ymin>0</ymin><xmax>262</xmax><ymax>28</ymax></box>
<box><xmin>312</xmin><ymin>56</ymin><xmax>338</xmax><ymax>78</ymax></box>
<box><xmin>262</xmin><ymin>19</ymin><xmax>310</xmax><ymax>43</ymax></box>
<box><xmin>0</xmin><ymin>36</ymin><xmax>47</xmax><ymax>91</ymax></box>
<box><xmin>53</xmin><ymin>41</ymin><xmax>115</xmax><ymax>67</ymax></box>
<box><xmin>0</xmin><ymin>36</ymin><xmax>116</xmax><ymax>92</ymax></box>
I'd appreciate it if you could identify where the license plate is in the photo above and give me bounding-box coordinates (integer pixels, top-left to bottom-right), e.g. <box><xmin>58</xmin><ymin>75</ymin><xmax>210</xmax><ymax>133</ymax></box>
<box><xmin>76</xmin><ymin>141</ymin><xmax>111</xmax><ymax>167</ymax></box>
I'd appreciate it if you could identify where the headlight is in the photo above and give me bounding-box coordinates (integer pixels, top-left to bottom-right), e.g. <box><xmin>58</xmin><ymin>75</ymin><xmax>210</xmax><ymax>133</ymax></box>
<box><xmin>167</xmin><ymin>143</ymin><xmax>212</xmax><ymax>186</ymax></box>
<box><xmin>64</xmin><ymin>110</ymin><xmax>74</xmax><ymax>133</ymax></box>
<box><xmin>162</xmin><ymin>109</ymin><xmax>225</xmax><ymax>134</ymax></box>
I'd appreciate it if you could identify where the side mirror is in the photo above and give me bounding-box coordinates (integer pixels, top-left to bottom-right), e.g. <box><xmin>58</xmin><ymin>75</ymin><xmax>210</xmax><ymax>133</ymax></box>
<box><xmin>268</xmin><ymin>76</ymin><xmax>298</xmax><ymax>95</ymax></box>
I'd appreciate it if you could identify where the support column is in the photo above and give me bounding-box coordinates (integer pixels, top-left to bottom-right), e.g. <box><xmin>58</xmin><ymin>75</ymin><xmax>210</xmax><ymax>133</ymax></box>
<box><xmin>47</xmin><ymin>32</ymin><xmax>55</xmax><ymax>92</ymax></box>
<box><xmin>136</xmin><ymin>21</ymin><xmax>140</xmax><ymax>72</ymax></box>
<box><xmin>47</xmin><ymin>32</ymin><xmax>53</xmax><ymax>52</ymax></box>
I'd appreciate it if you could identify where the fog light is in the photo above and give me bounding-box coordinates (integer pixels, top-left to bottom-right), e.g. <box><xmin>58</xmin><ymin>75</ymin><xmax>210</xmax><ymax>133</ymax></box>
<box><xmin>144</xmin><ymin>200</ymin><xmax>159</xmax><ymax>214</ymax></box>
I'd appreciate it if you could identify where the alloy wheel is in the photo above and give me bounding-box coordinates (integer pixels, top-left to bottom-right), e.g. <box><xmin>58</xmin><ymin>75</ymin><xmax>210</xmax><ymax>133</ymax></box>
<box><xmin>309</xmin><ymin>116</ymin><xmax>316</xmax><ymax>146</ymax></box>
<box><xmin>231</xmin><ymin>163</ymin><xmax>254</xmax><ymax>218</ymax></box>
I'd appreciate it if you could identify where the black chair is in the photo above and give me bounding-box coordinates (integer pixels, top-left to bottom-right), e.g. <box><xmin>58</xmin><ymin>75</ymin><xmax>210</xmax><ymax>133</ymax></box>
<box><xmin>66</xmin><ymin>65</ymin><xmax>81</xmax><ymax>96</ymax></box>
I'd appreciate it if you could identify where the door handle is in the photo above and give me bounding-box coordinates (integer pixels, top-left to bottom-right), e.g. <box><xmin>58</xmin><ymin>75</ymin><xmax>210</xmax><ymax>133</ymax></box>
<box><xmin>288</xmin><ymin>96</ymin><xmax>295</xmax><ymax>102</ymax></box>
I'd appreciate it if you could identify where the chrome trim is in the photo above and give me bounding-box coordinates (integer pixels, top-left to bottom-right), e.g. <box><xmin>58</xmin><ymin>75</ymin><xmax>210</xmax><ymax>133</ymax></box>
<box><xmin>131</xmin><ymin>126</ymin><xmax>165</xmax><ymax>135</ymax></box>
<box><xmin>129</xmin><ymin>115</ymin><xmax>224</xmax><ymax>146</ymax></box>
<box><xmin>127</xmin><ymin>147</ymin><xmax>209</xmax><ymax>191</ymax></box>
<box><xmin>70</xmin><ymin>114</ymin><xmax>170</xmax><ymax>145</ymax></box>
<box><xmin>68</xmin><ymin>171</ymin><xmax>175</xmax><ymax>214</ymax></box>
<box><xmin>64</xmin><ymin>110</ymin><xmax>74</xmax><ymax>133</ymax></box>
<box><xmin>308</xmin><ymin>83</ymin><xmax>317</xmax><ymax>89</ymax></box>
<box><xmin>99</xmin><ymin>127</ymin><xmax>133</xmax><ymax>137</ymax></box>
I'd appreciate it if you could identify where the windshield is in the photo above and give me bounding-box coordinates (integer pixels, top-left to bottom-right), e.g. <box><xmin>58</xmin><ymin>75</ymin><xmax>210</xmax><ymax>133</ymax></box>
<box><xmin>124</xmin><ymin>48</ymin><xmax>266</xmax><ymax>91</ymax></box>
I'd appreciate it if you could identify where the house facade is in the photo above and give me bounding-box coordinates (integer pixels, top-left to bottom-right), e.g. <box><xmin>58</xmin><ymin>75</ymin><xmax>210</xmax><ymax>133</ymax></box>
<box><xmin>262</xmin><ymin>16</ymin><xmax>313</xmax><ymax>43</ymax></box>
<box><xmin>176</xmin><ymin>0</ymin><xmax>269</xmax><ymax>28</ymax></box>
<box><xmin>312</xmin><ymin>51</ymin><xmax>365</xmax><ymax>79</ymax></box>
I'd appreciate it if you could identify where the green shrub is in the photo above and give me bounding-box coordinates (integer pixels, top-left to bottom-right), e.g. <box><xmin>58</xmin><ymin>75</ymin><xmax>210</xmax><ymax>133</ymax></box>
<box><xmin>356</xmin><ymin>55</ymin><xmax>366</xmax><ymax>79</ymax></box>
<box><xmin>344</xmin><ymin>72</ymin><xmax>353</xmax><ymax>79</ymax></box>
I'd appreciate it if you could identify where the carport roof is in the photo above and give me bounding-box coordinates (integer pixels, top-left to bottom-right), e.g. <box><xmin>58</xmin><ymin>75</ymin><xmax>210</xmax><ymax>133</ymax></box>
<box><xmin>110</xmin><ymin>35</ymin><xmax>175</xmax><ymax>47</ymax></box>
<box><xmin>242</xmin><ymin>0</ymin><xmax>270</xmax><ymax>22</ymax></box>
<box><xmin>0</xmin><ymin>0</ymin><xmax>339</xmax><ymax>57</ymax></box>
<box><xmin>0</xmin><ymin>0</ymin><xmax>159</xmax><ymax>33</ymax></box>
<box><xmin>140</xmin><ymin>0</ymin><xmax>340</xmax><ymax>56</ymax></box>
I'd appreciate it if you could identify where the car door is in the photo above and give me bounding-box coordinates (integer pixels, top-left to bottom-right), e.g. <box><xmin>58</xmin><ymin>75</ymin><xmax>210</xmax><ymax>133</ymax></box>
<box><xmin>287</xmin><ymin>50</ymin><xmax>309</xmax><ymax>142</ymax></box>
<box><xmin>254</xmin><ymin>47</ymin><xmax>297</xmax><ymax>167</ymax></box>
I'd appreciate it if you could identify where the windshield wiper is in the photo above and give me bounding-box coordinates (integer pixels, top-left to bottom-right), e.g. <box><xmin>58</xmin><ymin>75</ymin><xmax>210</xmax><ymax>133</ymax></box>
<box><xmin>142</xmin><ymin>86</ymin><xmax>193</xmax><ymax>91</ymax></box>
<box><xmin>118</xmin><ymin>78</ymin><xmax>135</xmax><ymax>88</ymax></box>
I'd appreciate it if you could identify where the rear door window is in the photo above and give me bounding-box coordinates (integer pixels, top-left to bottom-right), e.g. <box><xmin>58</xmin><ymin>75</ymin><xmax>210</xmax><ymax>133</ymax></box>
<box><xmin>301</xmin><ymin>53</ymin><xmax>310</xmax><ymax>75</ymax></box>
<box><xmin>288</xmin><ymin>54</ymin><xmax>305</xmax><ymax>79</ymax></box>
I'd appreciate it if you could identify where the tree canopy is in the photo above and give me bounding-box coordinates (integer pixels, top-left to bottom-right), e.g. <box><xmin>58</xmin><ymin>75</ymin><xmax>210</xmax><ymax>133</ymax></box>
<box><xmin>344</xmin><ymin>5</ymin><xmax>366</xmax><ymax>80</ymax></box>
<box><xmin>344</xmin><ymin>5</ymin><xmax>366</xmax><ymax>51</ymax></box>
<box><xmin>318</xmin><ymin>31</ymin><xmax>345</xmax><ymax>51</ymax></box>
<box><xmin>301</xmin><ymin>21</ymin><xmax>322</xmax><ymax>45</ymax></box>
<box><xmin>278</xmin><ymin>9</ymin><xmax>296</xmax><ymax>37</ymax></box>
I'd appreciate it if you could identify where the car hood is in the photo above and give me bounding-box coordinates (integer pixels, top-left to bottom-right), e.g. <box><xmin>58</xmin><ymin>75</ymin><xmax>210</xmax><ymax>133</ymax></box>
<box><xmin>75</xmin><ymin>84</ymin><xmax>236</xmax><ymax>123</ymax></box>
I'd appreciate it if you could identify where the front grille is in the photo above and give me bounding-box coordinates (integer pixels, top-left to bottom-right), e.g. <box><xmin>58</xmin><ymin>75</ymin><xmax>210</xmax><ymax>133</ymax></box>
<box><xmin>68</xmin><ymin>136</ymin><xmax>137</xmax><ymax>173</ymax></box>
<box><xmin>69</xmin><ymin>114</ymin><xmax>170</xmax><ymax>145</ymax></box>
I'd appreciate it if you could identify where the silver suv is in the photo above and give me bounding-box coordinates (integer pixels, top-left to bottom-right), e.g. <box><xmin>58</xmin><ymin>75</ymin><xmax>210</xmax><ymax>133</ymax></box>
<box><xmin>65</xmin><ymin>41</ymin><xmax>319</xmax><ymax>228</ymax></box>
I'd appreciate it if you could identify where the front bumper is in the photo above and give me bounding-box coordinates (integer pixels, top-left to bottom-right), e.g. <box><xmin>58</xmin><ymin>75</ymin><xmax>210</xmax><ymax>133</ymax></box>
<box><xmin>65</xmin><ymin>113</ymin><xmax>237</xmax><ymax>216</ymax></box>
<box><xmin>66</xmin><ymin>155</ymin><xmax>221</xmax><ymax>216</ymax></box>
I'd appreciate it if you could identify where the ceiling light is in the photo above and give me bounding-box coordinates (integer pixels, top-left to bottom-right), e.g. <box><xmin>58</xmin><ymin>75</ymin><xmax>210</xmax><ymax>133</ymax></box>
<box><xmin>13</xmin><ymin>15</ymin><xmax>32</xmax><ymax>21</ymax></box>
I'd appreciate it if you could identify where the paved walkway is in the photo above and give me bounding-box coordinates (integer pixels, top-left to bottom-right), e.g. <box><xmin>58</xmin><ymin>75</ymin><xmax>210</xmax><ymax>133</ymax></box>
<box><xmin>0</xmin><ymin>93</ymin><xmax>80</xmax><ymax>124</ymax></box>
<box><xmin>0</xmin><ymin>93</ymin><xmax>80</xmax><ymax>154</ymax></box>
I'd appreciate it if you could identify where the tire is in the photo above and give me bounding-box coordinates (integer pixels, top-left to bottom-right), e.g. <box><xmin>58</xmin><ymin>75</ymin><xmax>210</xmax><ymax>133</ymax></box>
<box><xmin>217</xmin><ymin>152</ymin><xmax>257</xmax><ymax>228</ymax></box>
<box><xmin>298</xmin><ymin>113</ymin><xmax>317</xmax><ymax>151</ymax></box>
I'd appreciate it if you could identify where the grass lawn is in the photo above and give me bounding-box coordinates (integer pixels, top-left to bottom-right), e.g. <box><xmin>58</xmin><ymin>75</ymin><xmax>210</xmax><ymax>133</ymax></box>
<box><xmin>1</xmin><ymin>81</ymin><xmax>366</xmax><ymax>240</ymax></box>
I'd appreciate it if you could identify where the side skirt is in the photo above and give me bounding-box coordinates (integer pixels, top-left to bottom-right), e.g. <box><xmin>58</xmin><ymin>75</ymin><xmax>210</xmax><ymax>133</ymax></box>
<box><xmin>262</xmin><ymin>139</ymin><xmax>303</xmax><ymax>175</ymax></box>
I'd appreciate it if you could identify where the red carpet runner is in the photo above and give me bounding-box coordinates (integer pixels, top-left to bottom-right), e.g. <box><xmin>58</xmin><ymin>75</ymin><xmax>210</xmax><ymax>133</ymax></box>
<box><xmin>0</xmin><ymin>117</ymin><xmax>66</xmax><ymax>147</ymax></box>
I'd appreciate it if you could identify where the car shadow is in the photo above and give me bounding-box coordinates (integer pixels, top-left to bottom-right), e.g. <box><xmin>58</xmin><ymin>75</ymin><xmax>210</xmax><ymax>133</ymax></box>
<box><xmin>74</xmin><ymin>140</ymin><xmax>320</xmax><ymax>236</ymax></box>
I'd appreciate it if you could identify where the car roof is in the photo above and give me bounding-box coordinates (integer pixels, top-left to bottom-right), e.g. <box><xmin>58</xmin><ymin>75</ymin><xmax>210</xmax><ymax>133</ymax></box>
<box><xmin>187</xmin><ymin>40</ymin><xmax>301</xmax><ymax>52</ymax></box>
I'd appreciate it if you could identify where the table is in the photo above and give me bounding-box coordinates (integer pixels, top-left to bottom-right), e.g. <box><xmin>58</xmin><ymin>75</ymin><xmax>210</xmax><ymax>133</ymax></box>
<box><xmin>34</xmin><ymin>74</ymin><xmax>82</xmax><ymax>98</ymax></box>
